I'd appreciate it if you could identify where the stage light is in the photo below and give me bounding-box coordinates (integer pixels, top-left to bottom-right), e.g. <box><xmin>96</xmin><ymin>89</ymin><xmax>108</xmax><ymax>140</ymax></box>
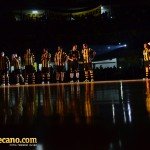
<box><xmin>124</xmin><ymin>44</ymin><xmax>127</xmax><ymax>47</ymax></box>
<box><xmin>107</xmin><ymin>46</ymin><xmax>110</xmax><ymax>49</ymax></box>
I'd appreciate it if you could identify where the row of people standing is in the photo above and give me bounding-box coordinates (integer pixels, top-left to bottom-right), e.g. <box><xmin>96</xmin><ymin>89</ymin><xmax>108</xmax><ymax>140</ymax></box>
<box><xmin>0</xmin><ymin>43</ymin><xmax>96</xmax><ymax>85</ymax></box>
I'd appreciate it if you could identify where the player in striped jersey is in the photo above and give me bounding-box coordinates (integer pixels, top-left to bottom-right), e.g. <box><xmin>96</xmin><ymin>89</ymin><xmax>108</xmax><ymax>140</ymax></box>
<box><xmin>0</xmin><ymin>51</ymin><xmax>10</xmax><ymax>86</ymax></box>
<box><xmin>143</xmin><ymin>43</ymin><xmax>150</xmax><ymax>78</ymax></box>
<box><xmin>11</xmin><ymin>54</ymin><xmax>24</xmax><ymax>85</ymax></box>
<box><xmin>54</xmin><ymin>46</ymin><xmax>67</xmax><ymax>83</ymax></box>
<box><xmin>24</xmin><ymin>48</ymin><xmax>35</xmax><ymax>84</ymax></box>
<box><xmin>81</xmin><ymin>43</ymin><xmax>96</xmax><ymax>82</ymax></box>
<box><xmin>41</xmin><ymin>48</ymin><xmax>51</xmax><ymax>84</ymax></box>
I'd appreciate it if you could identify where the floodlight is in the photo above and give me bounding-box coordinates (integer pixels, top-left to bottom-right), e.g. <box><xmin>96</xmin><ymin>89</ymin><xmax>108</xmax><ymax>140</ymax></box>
<box><xmin>32</xmin><ymin>10</ymin><xmax>38</xmax><ymax>14</ymax></box>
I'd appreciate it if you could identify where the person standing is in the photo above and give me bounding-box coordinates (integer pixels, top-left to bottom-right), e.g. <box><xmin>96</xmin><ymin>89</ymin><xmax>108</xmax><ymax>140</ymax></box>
<box><xmin>68</xmin><ymin>44</ymin><xmax>80</xmax><ymax>82</ymax></box>
<box><xmin>54</xmin><ymin>46</ymin><xmax>67</xmax><ymax>83</ymax></box>
<box><xmin>41</xmin><ymin>48</ymin><xmax>51</xmax><ymax>84</ymax></box>
<box><xmin>11</xmin><ymin>54</ymin><xmax>24</xmax><ymax>85</ymax></box>
<box><xmin>81</xmin><ymin>43</ymin><xmax>96</xmax><ymax>82</ymax></box>
<box><xmin>143</xmin><ymin>43</ymin><xmax>150</xmax><ymax>78</ymax></box>
<box><xmin>0</xmin><ymin>51</ymin><xmax>10</xmax><ymax>86</ymax></box>
<box><xmin>24</xmin><ymin>48</ymin><xmax>35</xmax><ymax>84</ymax></box>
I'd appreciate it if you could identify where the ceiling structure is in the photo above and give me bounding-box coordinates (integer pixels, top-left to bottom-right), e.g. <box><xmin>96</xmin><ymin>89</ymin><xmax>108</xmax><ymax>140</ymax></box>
<box><xmin>1</xmin><ymin>0</ymin><xmax>149</xmax><ymax>12</ymax></box>
<box><xmin>0</xmin><ymin>0</ymin><xmax>101</xmax><ymax>10</ymax></box>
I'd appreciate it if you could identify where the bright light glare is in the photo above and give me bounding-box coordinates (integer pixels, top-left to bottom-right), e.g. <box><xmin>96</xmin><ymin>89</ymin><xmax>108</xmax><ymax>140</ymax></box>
<box><xmin>32</xmin><ymin>10</ymin><xmax>38</xmax><ymax>14</ymax></box>
<box><xmin>124</xmin><ymin>44</ymin><xmax>127</xmax><ymax>47</ymax></box>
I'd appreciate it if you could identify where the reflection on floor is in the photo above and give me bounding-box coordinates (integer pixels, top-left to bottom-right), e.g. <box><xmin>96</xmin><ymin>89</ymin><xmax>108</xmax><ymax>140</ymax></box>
<box><xmin>0</xmin><ymin>79</ymin><xmax>150</xmax><ymax>150</ymax></box>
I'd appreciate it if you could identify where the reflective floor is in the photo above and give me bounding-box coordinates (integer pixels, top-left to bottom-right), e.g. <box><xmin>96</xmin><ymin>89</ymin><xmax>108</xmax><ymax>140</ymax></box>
<box><xmin>0</xmin><ymin>79</ymin><xmax>150</xmax><ymax>150</ymax></box>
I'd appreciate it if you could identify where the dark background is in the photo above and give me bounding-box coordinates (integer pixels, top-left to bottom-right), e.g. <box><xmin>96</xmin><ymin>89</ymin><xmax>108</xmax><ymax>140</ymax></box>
<box><xmin>0</xmin><ymin>0</ymin><xmax>150</xmax><ymax>61</ymax></box>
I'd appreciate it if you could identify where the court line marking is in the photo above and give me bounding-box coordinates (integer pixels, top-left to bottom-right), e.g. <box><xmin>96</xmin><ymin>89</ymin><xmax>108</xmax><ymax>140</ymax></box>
<box><xmin>0</xmin><ymin>78</ymin><xmax>147</xmax><ymax>88</ymax></box>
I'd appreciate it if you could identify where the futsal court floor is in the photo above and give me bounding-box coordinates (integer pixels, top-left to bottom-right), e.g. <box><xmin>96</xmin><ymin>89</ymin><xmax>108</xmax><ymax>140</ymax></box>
<box><xmin>0</xmin><ymin>79</ymin><xmax>150</xmax><ymax>150</ymax></box>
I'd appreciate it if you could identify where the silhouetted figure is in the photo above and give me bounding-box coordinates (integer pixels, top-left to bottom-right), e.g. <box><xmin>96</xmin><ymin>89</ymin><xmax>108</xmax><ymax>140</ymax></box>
<box><xmin>11</xmin><ymin>54</ymin><xmax>24</xmax><ymax>85</ymax></box>
<box><xmin>68</xmin><ymin>44</ymin><xmax>80</xmax><ymax>82</ymax></box>
<box><xmin>0</xmin><ymin>51</ymin><xmax>10</xmax><ymax>86</ymax></box>
<box><xmin>54</xmin><ymin>46</ymin><xmax>67</xmax><ymax>83</ymax></box>
<box><xmin>143</xmin><ymin>43</ymin><xmax>150</xmax><ymax>78</ymax></box>
<box><xmin>41</xmin><ymin>48</ymin><xmax>51</xmax><ymax>84</ymax></box>
<box><xmin>24</xmin><ymin>48</ymin><xmax>35</xmax><ymax>84</ymax></box>
<box><xmin>81</xmin><ymin>44</ymin><xmax>96</xmax><ymax>82</ymax></box>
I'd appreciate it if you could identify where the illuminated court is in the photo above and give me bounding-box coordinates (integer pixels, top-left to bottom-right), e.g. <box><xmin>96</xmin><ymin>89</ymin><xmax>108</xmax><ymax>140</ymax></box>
<box><xmin>0</xmin><ymin>79</ymin><xmax>150</xmax><ymax>150</ymax></box>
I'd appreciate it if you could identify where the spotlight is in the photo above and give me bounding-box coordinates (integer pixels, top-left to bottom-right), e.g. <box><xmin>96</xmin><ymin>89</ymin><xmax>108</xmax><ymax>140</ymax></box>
<box><xmin>124</xmin><ymin>44</ymin><xmax>127</xmax><ymax>47</ymax></box>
